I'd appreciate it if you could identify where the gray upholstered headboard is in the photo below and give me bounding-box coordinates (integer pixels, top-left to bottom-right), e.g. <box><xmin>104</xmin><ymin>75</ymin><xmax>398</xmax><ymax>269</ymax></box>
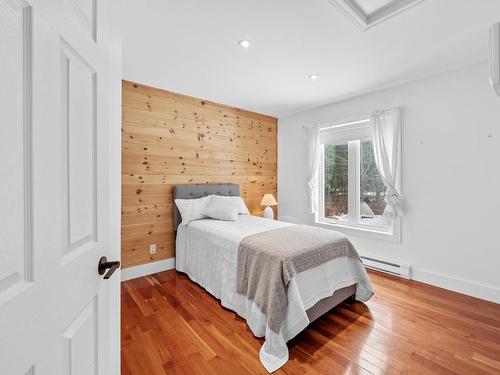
<box><xmin>173</xmin><ymin>183</ymin><xmax>241</xmax><ymax>232</ymax></box>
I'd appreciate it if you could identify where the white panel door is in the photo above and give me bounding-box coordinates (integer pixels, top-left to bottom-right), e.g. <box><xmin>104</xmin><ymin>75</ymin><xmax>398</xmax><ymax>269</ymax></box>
<box><xmin>0</xmin><ymin>0</ymin><xmax>121</xmax><ymax>374</ymax></box>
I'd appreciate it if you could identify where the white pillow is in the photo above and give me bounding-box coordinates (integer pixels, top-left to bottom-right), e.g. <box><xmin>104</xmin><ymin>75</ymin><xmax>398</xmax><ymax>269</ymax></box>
<box><xmin>175</xmin><ymin>195</ymin><xmax>212</xmax><ymax>224</ymax></box>
<box><xmin>203</xmin><ymin>195</ymin><xmax>240</xmax><ymax>221</ymax></box>
<box><xmin>212</xmin><ymin>195</ymin><xmax>250</xmax><ymax>215</ymax></box>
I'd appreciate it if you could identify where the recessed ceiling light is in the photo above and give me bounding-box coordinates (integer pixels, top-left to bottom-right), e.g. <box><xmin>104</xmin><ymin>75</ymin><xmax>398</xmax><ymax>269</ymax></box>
<box><xmin>237</xmin><ymin>39</ymin><xmax>251</xmax><ymax>48</ymax></box>
<box><xmin>308</xmin><ymin>73</ymin><xmax>320</xmax><ymax>80</ymax></box>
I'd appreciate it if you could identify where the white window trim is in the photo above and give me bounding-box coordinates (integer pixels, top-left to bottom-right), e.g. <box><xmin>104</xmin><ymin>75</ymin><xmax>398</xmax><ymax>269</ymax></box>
<box><xmin>315</xmin><ymin>117</ymin><xmax>402</xmax><ymax>243</ymax></box>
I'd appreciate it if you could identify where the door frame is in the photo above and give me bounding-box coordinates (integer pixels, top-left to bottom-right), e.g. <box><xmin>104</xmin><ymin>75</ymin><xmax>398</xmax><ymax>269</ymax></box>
<box><xmin>102</xmin><ymin>1</ymin><xmax>122</xmax><ymax>373</ymax></box>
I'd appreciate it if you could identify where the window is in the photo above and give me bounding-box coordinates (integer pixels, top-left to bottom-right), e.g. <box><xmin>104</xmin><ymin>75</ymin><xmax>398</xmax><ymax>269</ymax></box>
<box><xmin>359</xmin><ymin>138</ymin><xmax>388</xmax><ymax>226</ymax></box>
<box><xmin>318</xmin><ymin>118</ymin><xmax>400</xmax><ymax>239</ymax></box>
<box><xmin>323</xmin><ymin>143</ymin><xmax>349</xmax><ymax>221</ymax></box>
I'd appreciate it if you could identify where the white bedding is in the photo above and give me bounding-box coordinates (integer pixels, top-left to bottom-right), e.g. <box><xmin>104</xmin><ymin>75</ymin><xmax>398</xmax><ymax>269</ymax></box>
<box><xmin>175</xmin><ymin>215</ymin><xmax>374</xmax><ymax>372</ymax></box>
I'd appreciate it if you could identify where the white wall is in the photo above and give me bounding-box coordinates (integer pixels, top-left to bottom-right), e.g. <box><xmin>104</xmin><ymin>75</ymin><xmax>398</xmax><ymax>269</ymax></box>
<box><xmin>278</xmin><ymin>62</ymin><xmax>500</xmax><ymax>303</ymax></box>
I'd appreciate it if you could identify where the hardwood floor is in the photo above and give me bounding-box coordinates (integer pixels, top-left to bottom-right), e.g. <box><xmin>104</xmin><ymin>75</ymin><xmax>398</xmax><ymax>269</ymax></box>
<box><xmin>121</xmin><ymin>270</ymin><xmax>500</xmax><ymax>374</ymax></box>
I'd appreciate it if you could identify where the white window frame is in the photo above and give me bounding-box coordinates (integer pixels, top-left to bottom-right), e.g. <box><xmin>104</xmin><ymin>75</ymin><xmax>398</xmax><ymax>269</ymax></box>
<box><xmin>315</xmin><ymin>116</ymin><xmax>401</xmax><ymax>243</ymax></box>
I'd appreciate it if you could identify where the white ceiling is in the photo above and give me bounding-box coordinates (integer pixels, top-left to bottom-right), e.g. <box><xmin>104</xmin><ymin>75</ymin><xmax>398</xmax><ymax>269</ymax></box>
<box><xmin>122</xmin><ymin>0</ymin><xmax>500</xmax><ymax>117</ymax></box>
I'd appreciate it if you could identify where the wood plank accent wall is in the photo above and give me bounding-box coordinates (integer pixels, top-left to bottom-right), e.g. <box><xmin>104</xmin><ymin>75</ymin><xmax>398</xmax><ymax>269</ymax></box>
<box><xmin>121</xmin><ymin>80</ymin><xmax>277</xmax><ymax>269</ymax></box>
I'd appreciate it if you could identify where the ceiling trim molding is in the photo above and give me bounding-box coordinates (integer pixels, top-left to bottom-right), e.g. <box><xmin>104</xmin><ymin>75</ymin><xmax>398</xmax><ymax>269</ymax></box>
<box><xmin>329</xmin><ymin>0</ymin><xmax>425</xmax><ymax>31</ymax></box>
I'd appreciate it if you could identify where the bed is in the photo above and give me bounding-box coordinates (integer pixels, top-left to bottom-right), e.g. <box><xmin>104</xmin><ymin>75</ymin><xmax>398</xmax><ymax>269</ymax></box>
<box><xmin>173</xmin><ymin>183</ymin><xmax>374</xmax><ymax>372</ymax></box>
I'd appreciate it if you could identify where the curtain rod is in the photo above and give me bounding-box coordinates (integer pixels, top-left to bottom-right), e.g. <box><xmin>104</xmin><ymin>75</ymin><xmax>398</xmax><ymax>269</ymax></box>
<box><xmin>301</xmin><ymin>105</ymin><xmax>402</xmax><ymax>130</ymax></box>
<box><xmin>301</xmin><ymin>118</ymin><xmax>368</xmax><ymax>131</ymax></box>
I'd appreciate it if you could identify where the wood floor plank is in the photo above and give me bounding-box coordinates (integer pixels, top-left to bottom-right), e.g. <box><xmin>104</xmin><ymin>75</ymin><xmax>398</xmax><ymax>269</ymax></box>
<box><xmin>121</xmin><ymin>270</ymin><xmax>500</xmax><ymax>374</ymax></box>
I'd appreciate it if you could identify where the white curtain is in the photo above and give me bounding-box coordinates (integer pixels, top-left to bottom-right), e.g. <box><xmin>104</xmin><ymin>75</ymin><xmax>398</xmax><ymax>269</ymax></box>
<box><xmin>370</xmin><ymin>107</ymin><xmax>403</xmax><ymax>219</ymax></box>
<box><xmin>305</xmin><ymin>124</ymin><xmax>320</xmax><ymax>214</ymax></box>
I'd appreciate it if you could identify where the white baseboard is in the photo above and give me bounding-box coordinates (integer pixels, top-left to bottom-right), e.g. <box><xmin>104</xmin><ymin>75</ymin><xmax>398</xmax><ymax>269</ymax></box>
<box><xmin>121</xmin><ymin>258</ymin><xmax>176</xmax><ymax>281</ymax></box>
<box><xmin>412</xmin><ymin>268</ymin><xmax>500</xmax><ymax>304</ymax></box>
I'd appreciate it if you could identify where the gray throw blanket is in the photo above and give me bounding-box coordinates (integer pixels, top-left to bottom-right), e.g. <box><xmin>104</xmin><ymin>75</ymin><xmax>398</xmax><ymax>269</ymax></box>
<box><xmin>236</xmin><ymin>225</ymin><xmax>361</xmax><ymax>334</ymax></box>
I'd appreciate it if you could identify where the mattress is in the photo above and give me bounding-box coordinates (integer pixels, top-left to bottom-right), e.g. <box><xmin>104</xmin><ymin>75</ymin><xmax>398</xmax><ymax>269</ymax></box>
<box><xmin>175</xmin><ymin>215</ymin><xmax>374</xmax><ymax>372</ymax></box>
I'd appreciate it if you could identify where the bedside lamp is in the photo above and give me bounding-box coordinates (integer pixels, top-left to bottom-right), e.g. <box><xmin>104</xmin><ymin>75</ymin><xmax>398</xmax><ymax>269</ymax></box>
<box><xmin>261</xmin><ymin>193</ymin><xmax>277</xmax><ymax>219</ymax></box>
